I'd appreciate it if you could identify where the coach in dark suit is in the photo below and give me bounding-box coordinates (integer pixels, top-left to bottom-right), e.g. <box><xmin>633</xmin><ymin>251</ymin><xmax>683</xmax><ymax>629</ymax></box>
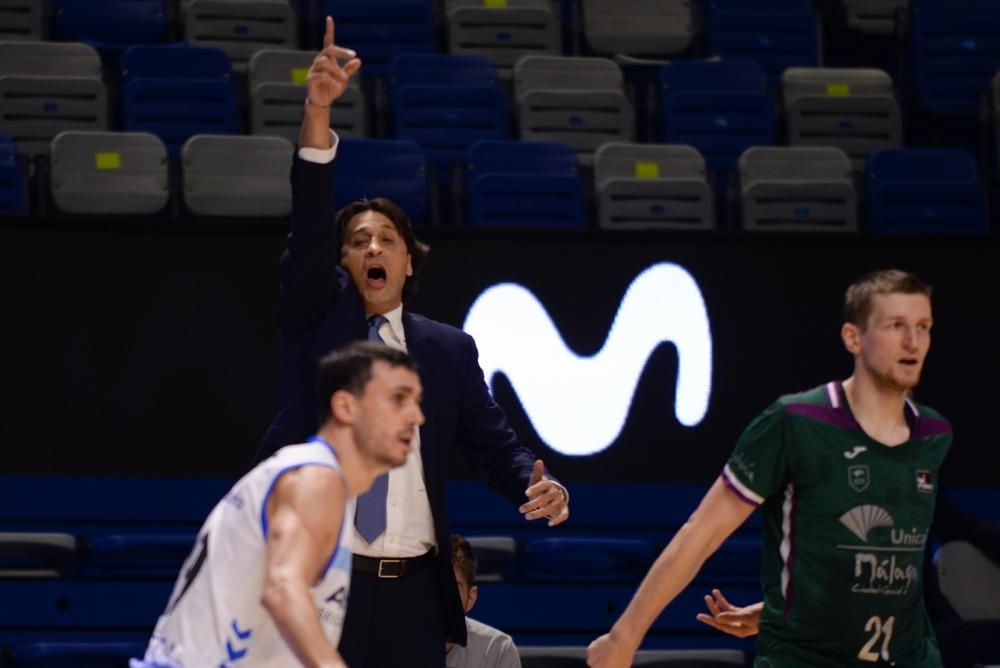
<box><xmin>255</xmin><ymin>18</ymin><xmax>570</xmax><ymax>667</ymax></box>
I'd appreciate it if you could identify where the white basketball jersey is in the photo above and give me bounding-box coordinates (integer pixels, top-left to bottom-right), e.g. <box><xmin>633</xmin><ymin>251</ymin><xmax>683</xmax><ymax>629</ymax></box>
<box><xmin>137</xmin><ymin>440</ymin><xmax>354</xmax><ymax>668</ymax></box>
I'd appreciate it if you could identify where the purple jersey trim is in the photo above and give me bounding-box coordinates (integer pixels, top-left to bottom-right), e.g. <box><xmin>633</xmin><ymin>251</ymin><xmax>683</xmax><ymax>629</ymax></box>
<box><xmin>912</xmin><ymin>417</ymin><xmax>953</xmax><ymax>439</ymax></box>
<box><xmin>784</xmin><ymin>403</ymin><xmax>858</xmax><ymax>431</ymax></box>
<box><xmin>783</xmin><ymin>487</ymin><xmax>799</xmax><ymax>621</ymax></box>
<box><xmin>721</xmin><ymin>468</ymin><xmax>762</xmax><ymax>506</ymax></box>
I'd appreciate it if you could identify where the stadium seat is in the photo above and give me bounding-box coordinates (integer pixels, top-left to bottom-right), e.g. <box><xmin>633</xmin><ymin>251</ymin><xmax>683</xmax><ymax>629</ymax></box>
<box><xmin>334</xmin><ymin>137</ymin><xmax>428</xmax><ymax>224</ymax></box>
<box><xmin>0</xmin><ymin>532</ymin><xmax>77</xmax><ymax>578</ymax></box>
<box><xmin>739</xmin><ymin>146</ymin><xmax>858</xmax><ymax>232</ymax></box>
<box><xmin>909</xmin><ymin>0</ymin><xmax>1000</xmax><ymax>113</ymax></box>
<box><xmin>181</xmin><ymin>134</ymin><xmax>293</xmax><ymax>217</ymax></box>
<box><xmin>184</xmin><ymin>0</ymin><xmax>298</xmax><ymax>73</ymax></box>
<box><xmin>995</xmin><ymin>71</ymin><xmax>1000</xmax><ymax>174</ymax></box>
<box><xmin>465</xmin><ymin>535</ymin><xmax>516</xmax><ymax>583</ymax></box>
<box><xmin>49</xmin><ymin>131</ymin><xmax>169</xmax><ymax>216</ymax></box>
<box><xmin>120</xmin><ymin>45</ymin><xmax>238</xmax><ymax>156</ymax></box>
<box><xmin>866</xmin><ymin>149</ymin><xmax>988</xmax><ymax>233</ymax></box>
<box><xmin>248</xmin><ymin>48</ymin><xmax>367</xmax><ymax>143</ymax></box>
<box><xmin>842</xmin><ymin>0</ymin><xmax>908</xmax><ymax>35</ymax></box>
<box><xmin>465</xmin><ymin>139</ymin><xmax>585</xmax><ymax>228</ymax></box>
<box><xmin>934</xmin><ymin>540</ymin><xmax>1000</xmax><ymax>620</ymax></box>
<box><xmin>514</xmin><ymin>55</ymin><xmax>635</xmax><ymax>166</ymax></box>
<box><xmin>390</xmin><ymin>54</ymin><xmax>507</xmax><ymax>186</ymax></box>
<box><xmin>0</xmin><ymin>42</ymin><xmax>107</xmax><ymax>152</ymax></box>
<box><xmin>52</xmin><ymin>0</ymin><xmax>167</xmax><ymax>46</ymax></box>
<box><xmin>12</xmin><ymin>642</ymin><xmax>146</xmax><ymax>668</ymax></box>
<box><xmin>582</xmin><ymin>0</ymin><xmax>697</xmax><ymax>57</ymax></box>
<box><xmin>322</xmin><ymin>0</ymin><xmax>438</xmax><ymax>79</ymax></box>
<box><xmin>521</xmin><ymin>537</ymin><xmax>654</xmax><ymax>581</ymax></box>
<box><xmin>707</xmin><ymin>0</ymin><xmax>820</xmax><ymax>84</ymax></box>
<box><xmin>0</xmin><ymin>132</ymin><xmax>26</xmax><ymax>214</ymax></box>
<box><xmin>518</xmin><ymin>647</ymin><xmax>746</xmax><ymax>667</ymax></box>
<box><xmin>82</xmin><ymin>534</ymin><xmax>196</xmax><ymax>576</ymax></box>
<box><xmin>445</xmin><ymin>0</ymin><xmax>561</xmax><ymax>80</ymax></box>
<box><xmin>594</xmin><ymin>142</ymin><xmax>714</xmax><ymax>230</ymax></box>
<box><xmin>0</xmin><ymin>0</ymin><xmax>44</xmax><ymax>41</ymax></box>
<box><xmin>782</xmin><ymin>67</ymin><xmax>902</xmax><ymax>172</ymax></box>
<box><xmin>660</xmin><ymin>60</ymin><xmax>775</xmax><ymax>175</ymax></box>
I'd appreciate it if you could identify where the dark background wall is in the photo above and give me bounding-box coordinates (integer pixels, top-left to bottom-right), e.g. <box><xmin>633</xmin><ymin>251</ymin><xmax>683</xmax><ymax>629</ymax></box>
<box><xmin>2</xmin><ymin>219</ymin><xmax>998</xmax><ymax>487</ymax></box>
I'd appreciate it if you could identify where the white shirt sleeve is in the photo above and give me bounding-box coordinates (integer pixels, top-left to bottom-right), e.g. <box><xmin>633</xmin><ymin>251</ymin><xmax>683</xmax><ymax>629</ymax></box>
<box><xmin>297</xmin><ymin>130</ymin><xmax>339</xmax><ymax>164</ymax></box>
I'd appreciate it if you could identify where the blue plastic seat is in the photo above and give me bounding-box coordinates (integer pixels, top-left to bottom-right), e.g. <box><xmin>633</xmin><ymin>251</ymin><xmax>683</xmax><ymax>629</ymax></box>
<box><xmin>120</xmin><ymin>45</ymin><xmax>238</xmax><ymax>156</ymax></box>
<box><xmin>521</xmin><ymin>537</ymin><xmax>654</xmax><ymax>581</ymax></box>
<box><xmin>14</xmin><ymin>642</ymin><xmax>146</xmax><ymax>668</ymax></box>
<box><xmin>390</xmin><ymin>54</ymin><xmax>507</xmax><ymax>186</ymax></box>
<box><xmin>322</xmin><ymin>0</ymin><xmax>438</xmax><ymax>78</ymax></box>
<box><xmin>52</xmin><ymin>0</ymin><xmax>167</xmax><ymax>45</ymax></box>
<box><xmin>707</xmin><ymin>0</ymin><xmax>819</xmax><ymax>84</ymax></box>
<box><xmin>0</xmin><ymin>132</ymin><xmax>25</xmax><ymax>215</ymax></box>
<box><xmin>660</xmin><ymin>60</ymin><xmax>776</xmax><ymax>174</ymax></box>
<box><xmin>867</xmin><ymin>149</ymin><xmax>988</xmax><ymax>233</ymax></box>
<box><xmin>334</xmin><ymin>138</ymin><xmax>428</xmax><ymax>224</ymax></box>
<box><xmin>465</xmin><ymin>140</ymin><xmax>585</xmax><ymax>229</ymax></box>
<box><xmin>910</xmin><ymin>0</ymin><xmax>1000</xmax><ymax>113</ymax></box>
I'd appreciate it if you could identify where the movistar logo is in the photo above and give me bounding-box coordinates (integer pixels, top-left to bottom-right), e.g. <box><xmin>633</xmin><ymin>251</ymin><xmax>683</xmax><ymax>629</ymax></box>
<box><xmin>462</xmin><ymin>263</ymin><xmax>713</xmax><ymax>457</ymax></box>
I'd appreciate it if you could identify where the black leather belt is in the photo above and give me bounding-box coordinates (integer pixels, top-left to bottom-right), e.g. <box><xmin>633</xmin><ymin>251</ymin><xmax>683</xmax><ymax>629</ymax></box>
<box><xmin>353</xmin><ymin>550</ymin><xmax>435</xmax><ymax>579</ymax></box>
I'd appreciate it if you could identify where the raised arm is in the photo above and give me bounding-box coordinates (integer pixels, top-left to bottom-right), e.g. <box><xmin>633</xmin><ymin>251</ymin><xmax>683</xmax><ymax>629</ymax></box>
<box><xmin>261</xmin><ymin>466</ymin><xmax>348</xmax><ymax>668</ymax></box>
<box><xmin>587</xmin><ymin>477</ymin><xmax>757</xmax><ymax>668</ymax></box>
<box><xmin>281</xmin><ymin>17</ymin><xmax>362</xmax><ymax>328</ymax></box>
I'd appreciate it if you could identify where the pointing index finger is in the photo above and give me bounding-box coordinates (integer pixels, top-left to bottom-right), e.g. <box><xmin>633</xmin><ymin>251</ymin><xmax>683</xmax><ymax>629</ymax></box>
<box><xmin>323</xmin><ymin>16</ymin><xmax>334</xmax><ymax>50</ymax></box>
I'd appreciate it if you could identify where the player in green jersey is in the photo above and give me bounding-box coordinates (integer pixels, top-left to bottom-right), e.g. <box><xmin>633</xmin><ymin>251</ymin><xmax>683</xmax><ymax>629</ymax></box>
<box><xmin>588</xmin><ymin>269</ymin><xmax>949</xmax><ymax>668</ymax></box>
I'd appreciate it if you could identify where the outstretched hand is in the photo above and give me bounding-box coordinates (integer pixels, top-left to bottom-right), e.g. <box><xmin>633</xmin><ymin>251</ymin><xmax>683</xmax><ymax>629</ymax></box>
<box><xmin>695</xmin><ymin>589</ymin><xmax>761</xmax><ymax>638</ymax></box>
<box><xmin>307</xmin><ymin>16</ymin><xmax>362</xmax><ymax>109</ymax></box>
<box><xmin>519</xmin><ymin>459</ymin><xmax>569</xmax><ymax>527</ymax></box>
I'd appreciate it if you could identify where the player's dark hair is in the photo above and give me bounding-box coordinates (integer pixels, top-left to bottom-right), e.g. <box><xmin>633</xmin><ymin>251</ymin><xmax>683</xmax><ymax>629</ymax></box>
<box><xmin>844</xmin><ymin>269</ymin><xmax>932</xmax><ymax>330</ymax></box>
<box><xmin>336</xmin><ymin>197</ymin><xmax>430</xmax><ymax>302</ymax></box>
<box><xmin>450</xmin><ymin>534</ymin><xmax>476</xmax><ymax>588</ymax></box>
<box><xmin>316</xmin><ymin>341</ymin><xmax>417</xmax><ymax>424</ymax></box>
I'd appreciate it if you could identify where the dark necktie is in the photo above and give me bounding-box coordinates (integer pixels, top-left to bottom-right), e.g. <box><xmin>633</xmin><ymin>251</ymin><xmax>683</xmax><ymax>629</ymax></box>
<box><xmin>355</xmin><ymin>315</ymin><xmax>390</xmax><ymax>542</ymax></box>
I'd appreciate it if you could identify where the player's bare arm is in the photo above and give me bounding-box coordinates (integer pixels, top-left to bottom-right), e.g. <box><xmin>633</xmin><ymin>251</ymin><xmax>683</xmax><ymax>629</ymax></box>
<box><xmin>299</xmin><ymin>16</ymin><xmax>362</xmax><ymax>150</ymax></box>
<box><xmin>262</xmin><ymin>467</ymin><xmax>348</xmax><ymax>668</ymax></box>
<box><xmin>587</xmin><ymin>477</ymin><xmax>756</xmax><ymax>668</ymax></box>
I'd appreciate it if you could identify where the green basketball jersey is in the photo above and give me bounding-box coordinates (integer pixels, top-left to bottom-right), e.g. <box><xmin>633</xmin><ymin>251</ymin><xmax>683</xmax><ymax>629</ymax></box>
<box><xmin>722</xmin><ymin>382</ymin><xmax>952</xmax><ymax>668</ymax></box>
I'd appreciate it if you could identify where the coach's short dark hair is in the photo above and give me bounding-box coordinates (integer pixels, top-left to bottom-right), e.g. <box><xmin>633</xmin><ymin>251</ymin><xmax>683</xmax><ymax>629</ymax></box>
<box><xmin>336</xmin><ymin>198</ymin><xmax>431</xmax><ymax>302</ymax></box>
<box><xmin>316</xmin><ymin>341</ymin><xmax>417</xmax><ymax>424</ymax></box>
<box><xmin>844</xmin><ymin>269</ymin><xmax>932</xmax><ymax>330</ymax></box>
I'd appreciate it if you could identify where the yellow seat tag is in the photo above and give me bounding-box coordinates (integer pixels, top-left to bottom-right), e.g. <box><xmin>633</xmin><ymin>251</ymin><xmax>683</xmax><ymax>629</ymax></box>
<box><xmin>95</xmin><ymin>151</ymin><xmax>121</xmax><ymax>170</ymax></box>
<box><xmin>826</xmin><ymin>83</ymin><xmax>850</xmax><ymax>96</ymax></box>
<box><xmin>635</xmin><ymin>161</ymin><xmax>660</xmax><ymax>179</ymax></box>
<box><xmin>291</xmin><ymin>67</ymin><xmax>309</xmax><ymax>85</ymax></box>
<box><xmin>484</xmin><ymin>0</ymin><xmax>508</xmax><ymax>7</ymax></box>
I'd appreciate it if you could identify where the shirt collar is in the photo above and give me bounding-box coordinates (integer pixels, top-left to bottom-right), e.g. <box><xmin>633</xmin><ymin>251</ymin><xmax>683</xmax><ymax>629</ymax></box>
<box><xmin>371</xmin><ymin>304</ymin><xmax>405</xmax><ymax>344</ymax></box>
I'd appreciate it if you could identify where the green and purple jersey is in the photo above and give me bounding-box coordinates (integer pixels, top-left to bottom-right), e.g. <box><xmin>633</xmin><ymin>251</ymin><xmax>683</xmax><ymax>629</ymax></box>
<box><xmin>722</xmin><ymin>382</ymin><xmax>951</xmax><ymax>668</ymax></box>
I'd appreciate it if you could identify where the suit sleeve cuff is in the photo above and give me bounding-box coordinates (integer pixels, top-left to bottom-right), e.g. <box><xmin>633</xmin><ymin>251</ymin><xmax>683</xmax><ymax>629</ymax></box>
<box><xmin>297</xmin><ymin>130</ymin><xmax>339</xmax><ymax>164</ymax></box>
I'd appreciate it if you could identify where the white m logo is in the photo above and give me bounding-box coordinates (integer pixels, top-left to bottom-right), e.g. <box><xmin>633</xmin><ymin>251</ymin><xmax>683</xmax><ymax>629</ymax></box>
<box><xmin>462</xmin><ymin>263</ymin><xmax>713</xmax><ymax>457</ymax></box>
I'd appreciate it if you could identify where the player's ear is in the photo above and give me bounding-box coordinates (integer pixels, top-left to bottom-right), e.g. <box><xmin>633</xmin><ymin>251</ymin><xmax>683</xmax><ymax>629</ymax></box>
<box><xmin>465</xmin><ymin>584</ymin><xmax>478</xmax><ymax>613</ymax></box>
<box><xmin>330</xmin><ymin>390</ymin><xmax>356</xmax><ymax>423</ymax></box>
<box><xmin>841</xmin><ymin>322</ymin><xmax>861</xmax><ymax>355</ymax></box>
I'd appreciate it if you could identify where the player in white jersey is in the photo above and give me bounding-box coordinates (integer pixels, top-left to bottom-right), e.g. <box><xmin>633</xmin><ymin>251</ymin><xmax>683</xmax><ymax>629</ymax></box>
<box><xmin>132</xmin><ymin>341</ymin><xmax>424</xmax><ymax>668</ymax></box>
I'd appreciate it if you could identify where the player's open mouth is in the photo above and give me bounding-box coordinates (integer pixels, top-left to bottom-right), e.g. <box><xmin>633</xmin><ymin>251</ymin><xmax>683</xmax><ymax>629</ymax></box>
<box><xmin>366</xmin><ymin>266</ymin><xmax>387</xmax><ymax>288</ymax></box>
<box><xmin>899</xmin><ymin>358</ymin><xmax>918</xmax><ymax>366</ymax></box>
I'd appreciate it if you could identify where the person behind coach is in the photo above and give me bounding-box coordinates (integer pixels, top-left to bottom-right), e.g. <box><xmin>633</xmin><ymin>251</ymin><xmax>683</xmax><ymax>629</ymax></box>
<box><xmin>253</xmin><ymin>17</ymin><xmax>571</xmax><ymax>667</ymax></box>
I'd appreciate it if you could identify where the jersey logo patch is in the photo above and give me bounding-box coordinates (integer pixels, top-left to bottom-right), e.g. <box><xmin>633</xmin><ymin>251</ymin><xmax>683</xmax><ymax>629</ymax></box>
<box><xmin>839</xmin><ymin>504</ymin><xmax>894</xmax><ymax>543</ymax></box>
<box><xmin>848</xmin><ymin>465</ymin><xmax>870</xmax><ymax>492</ymax></box>
<box><xmin>915</xmin><ymin>470</ymin><xmax>934</xmax><ymax>494</ymax></box>
<box><xmin>843</xmin><ymin>445</ymin><xmax>868</xmax><ymax>459</ymax></box>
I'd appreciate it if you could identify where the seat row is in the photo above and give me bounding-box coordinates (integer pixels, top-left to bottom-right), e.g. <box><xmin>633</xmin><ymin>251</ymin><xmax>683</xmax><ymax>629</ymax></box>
<box><xmin>0</xmin><ymin>40</ymin><xmax>937</xmax><ymax>174</ymax></box>
<box><xmin>0</xmin><ymin>129</ymin><xmax>989</xmax><ymax>234</ymax></box>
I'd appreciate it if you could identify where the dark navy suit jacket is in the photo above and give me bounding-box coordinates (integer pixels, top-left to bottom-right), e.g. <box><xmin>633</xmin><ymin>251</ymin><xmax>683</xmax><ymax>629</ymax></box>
<box><xmin>257</xmin><ymin>155</ymin><xmax>539</xmax><ymax>644</ymax></box>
